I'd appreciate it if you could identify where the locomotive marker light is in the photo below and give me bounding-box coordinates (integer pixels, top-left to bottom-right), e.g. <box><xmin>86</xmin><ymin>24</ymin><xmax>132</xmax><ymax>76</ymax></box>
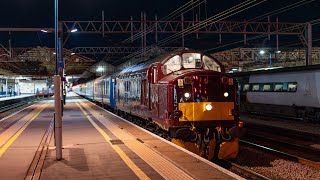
<box><xmin>184</xmin><ymin>92</ymin><xmax>190</xmax><ymax>98</ymax></box>
<box><xmin>205</xmin><ymin>104</ymin><xmax>213</xmax><ymax>111</ymax></box>
<box><xmin>224</xmin><ymin>92</ymin><xmax>229</xmax><ymax>97</ymax></box>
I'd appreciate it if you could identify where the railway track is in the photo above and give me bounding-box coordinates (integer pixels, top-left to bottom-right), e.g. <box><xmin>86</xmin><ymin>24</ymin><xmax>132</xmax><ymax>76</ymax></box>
<box><xmin>0</xmin><ymin>97</ymin><xmax>39</xmax><ymax>115</ymax></box>
<box><xmin>240</xmin><ymin>139</ymin><xmax>320</xmax><ymax>169</ymax></box>
<box><xmin>219</xmin><ymin>159</ymin><xmax>270</xmax><ymax>180</ymax></box>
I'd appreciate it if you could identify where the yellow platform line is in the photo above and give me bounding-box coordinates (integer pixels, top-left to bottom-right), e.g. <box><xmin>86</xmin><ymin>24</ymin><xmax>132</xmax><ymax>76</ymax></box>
<box><xmin>80</xmin><ymin>99</ymin><xmax>195</xmax><ymax>180</ymax></box>
<box><xmin>0</xmin><ymin>104</ymin><xmax>48</xmax><ymax>157</ymax></box>
<box><xmin>75</xmin><ymin>100</ymin><xmax>150</xmax><ymax>180</ymax></box>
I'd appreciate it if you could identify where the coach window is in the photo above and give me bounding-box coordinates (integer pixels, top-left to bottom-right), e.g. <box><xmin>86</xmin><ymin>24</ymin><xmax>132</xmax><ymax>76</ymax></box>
<box><xmin>288</xmin><ymin>82</ymin><xmax>297</xmax><ymax>92</ymax></box>
<box><xmin>251</xmin><ymin>84</ymin><xmax>260</xmax><ymax>92</ymax></box>
<box><xmin>243</xmin><ymin>84</ymin><xmax>250</xmax><ymax>92</ymax></box>
<box><xmin>162</xmin><ymin>55</ymin><xmax>181</xmax><ymax>75</ymax></box>
<box><xmin>263</xmin><ymin>84</ymin><xmax>272</xmax><ymax>92</ymax></box>
<box><xmin>203</xmin><ymin>55</ymin><xmax>221</xmax><ymax>72</ymax></box>
<box><xmin>274</xmin><ymin>83</ymin><xmax>283</xmax><ymax>91</ymax></box>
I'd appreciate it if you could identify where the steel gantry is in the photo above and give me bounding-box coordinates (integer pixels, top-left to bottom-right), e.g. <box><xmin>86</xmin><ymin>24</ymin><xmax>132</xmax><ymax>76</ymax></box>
<box><xmin>212</xmin><ymin>47</ymin><xmax>320</xmax><ymax>71</ymax></box>
<box><xmin>0</xmin><ymin>15</ymin><xmax>315</xmax><ymax>75</ymax></box>
<box><xmin>0</xmin><ymin>47</ymin><xmax>96</xmax><ymax>75</ymax></box>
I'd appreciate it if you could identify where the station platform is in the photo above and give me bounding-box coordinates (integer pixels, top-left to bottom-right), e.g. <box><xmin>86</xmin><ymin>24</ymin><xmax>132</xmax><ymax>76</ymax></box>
<box><xmin>0</xmin><ymin>94</ymin><xmax>35</xmax><ymax>101</ymax></box>
<box><xmin>0</xmin><ymin>93</ymin><xmax>243</xmax><ymax>180</ymax></box>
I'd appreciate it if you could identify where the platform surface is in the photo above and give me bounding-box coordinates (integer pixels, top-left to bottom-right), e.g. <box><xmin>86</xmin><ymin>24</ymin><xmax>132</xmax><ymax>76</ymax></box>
<box><xmin>0</xmin><ymin>93</ymin><xmax>243</xmax><ymax>180</ymax></box>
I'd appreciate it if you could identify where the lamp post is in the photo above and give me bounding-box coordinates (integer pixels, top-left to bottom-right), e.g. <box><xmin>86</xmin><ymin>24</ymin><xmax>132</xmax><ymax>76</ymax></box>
<box><xmin>54</xmin><ymin>0</ymin><xmax>62</xmax><ymax>161</ymax></box>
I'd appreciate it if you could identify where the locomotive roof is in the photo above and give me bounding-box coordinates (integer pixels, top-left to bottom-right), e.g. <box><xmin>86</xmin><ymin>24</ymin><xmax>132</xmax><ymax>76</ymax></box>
<box><xmin>229</xmin><ymin>64</ymin><xmax>320</xmax><ymax>77</ymax></box>
<box><xmin>117</xmin><ymin>49</ymin><xmax>224</xmax><ymax>76</ymax></box>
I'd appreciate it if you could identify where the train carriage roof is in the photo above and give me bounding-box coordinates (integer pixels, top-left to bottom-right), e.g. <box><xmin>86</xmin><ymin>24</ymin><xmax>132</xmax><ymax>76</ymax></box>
<box><xmin>230</xmin><ymin>64</ymin><xmax>320</xmax><ymax>77</ymax></box>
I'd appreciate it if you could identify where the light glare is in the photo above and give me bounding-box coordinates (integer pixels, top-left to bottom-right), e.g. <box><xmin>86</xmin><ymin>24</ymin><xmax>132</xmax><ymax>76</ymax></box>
<box><xmin>71</xmin><ymin>29</ymin><xmax>78</xmax><ymax>33</ymax></box>
<box><xmin>205</xmin><ymin>104</ymin><xmax>213</xmax><ymax>111</ymax></box>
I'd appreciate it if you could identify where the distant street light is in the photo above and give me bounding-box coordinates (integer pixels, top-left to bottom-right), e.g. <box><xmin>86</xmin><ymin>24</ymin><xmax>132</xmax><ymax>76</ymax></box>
<box><xmin>259</xmin><ymin>50</ymin><xmax>266</xmax><ymax>55</ymax></box>
<box><xmin>70</xmin><ymin>29</ymin><xmax>78</xmax><ymax>33</ymax></box>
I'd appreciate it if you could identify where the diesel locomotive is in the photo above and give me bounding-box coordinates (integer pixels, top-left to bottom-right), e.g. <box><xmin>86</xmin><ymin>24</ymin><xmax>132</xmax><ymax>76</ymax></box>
<box><xmin>74</xmin><ymin>49</ymin><xmax>242</xmax><ymax>160</ymax></box>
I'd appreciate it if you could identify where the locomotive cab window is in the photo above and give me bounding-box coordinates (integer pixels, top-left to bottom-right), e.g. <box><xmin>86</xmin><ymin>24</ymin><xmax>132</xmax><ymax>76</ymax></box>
<box><xmin>162</xmin><ymin>55</ymin><xmax>181</xmax><ymax>75</ymax></box>
<box><xmin>182</xmin><ymin>53</ymin><xmax>201</xmax><ymax>69</ymax></box>
<box><xmin>203</xmin><ymin>55</ymin><xmax>221</xmax><ymax>72</ymax></box>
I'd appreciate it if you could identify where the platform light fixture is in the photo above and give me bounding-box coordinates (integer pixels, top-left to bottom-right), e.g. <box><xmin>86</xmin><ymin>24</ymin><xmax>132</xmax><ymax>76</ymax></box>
<box><xmin>97</xmin><ymin>67</ymin><xmax>104</xmax><ymax>72</ymax></box>
<box><xmin>71</xmin><ymin>52</ymin><xmax>75</xmax><ymax>55</ymax></box>
<box><xmin>41</xmin><ymin>30</ymin><xmax>48</xmax><ymax>33</ymax></box>
<box><xmin>275</xmin><ymin>50</ymin><xmax>282</xmax><ymax>54</ymax></box>
<box><xmin>259</xmin><ymin>50</ymin><xmax>266</xmax><ymax>55</ymax></box>
<box><xmin>70</xmin><ymin>28</ymin><xmax>78</xmax><ymax>33</ymax></box>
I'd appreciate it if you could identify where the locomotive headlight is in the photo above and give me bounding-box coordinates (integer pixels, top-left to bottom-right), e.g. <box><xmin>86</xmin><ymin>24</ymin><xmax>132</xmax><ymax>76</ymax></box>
<box><xmin>184</xmin><ymin>92</ymin><xmax>190</xmax><ymax>98</ymax></box>
<box><xmin>205</xmin><ymin>104</ymin><xmax>213</xmax><ymax>111</ymax></box>
<box><xmin>224</xmin><ymin>92</ymin><xmax>229</xmax><ymax>97</ymax></box>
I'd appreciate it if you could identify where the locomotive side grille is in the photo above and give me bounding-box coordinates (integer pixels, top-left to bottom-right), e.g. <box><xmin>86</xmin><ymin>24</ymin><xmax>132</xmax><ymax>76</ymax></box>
<box><xmin>158</xmin><ymin>84</ymin><xmax>168</xmax><ymax>119</ymax></box>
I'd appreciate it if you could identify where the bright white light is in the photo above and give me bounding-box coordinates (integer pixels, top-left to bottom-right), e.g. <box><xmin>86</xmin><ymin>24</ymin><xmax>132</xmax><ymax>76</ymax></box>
<box><xmin>275</xmin><ymin>50</ymin><xmax>281</xmax><ymax>54</ymax></box>
<box><xmin>232</xmin><ymin>68</ymin><xmax>238</xmax><ymax>71</ymax></box>
<box><xmin>97</xmin><ymin>67</ymin><xmax>104</xmax><ymax>72</ymax></box>
<box><xmin>71</xmin><ymin>52</ymin><xmax>75</xmax><ymax>55</ymax></box>
<box><xmin>53</xmin><ymin>52</ymin><xmax>56</xmax><ymax>55</ymax></box>
<box><xmin>184</xmin><ymin>92</ymin><xmax>190</xmax><ymax>98</ymax></box>
<box><xmin>259</xmin><ymin>50</ymin><xmax>266</xmax><ymax>55</ymax></box>
<box><xmin>224</xmin><ymin>92</ymin><xmax>229</xmax><ymax>97</ymax></box>
<box><xmin>205</xmin><ymin>104</ymin><xmax>213</xmax><ymax>111</ymax></box>
<box><xmin>71</xmin><ymin>29</ymin><xmax>78</xmax><ymax>33</ymax></box>
<box><xmin>41</xmin><ymin>30</ymin><xmax>48</xmax><ymax>33</ymax></box>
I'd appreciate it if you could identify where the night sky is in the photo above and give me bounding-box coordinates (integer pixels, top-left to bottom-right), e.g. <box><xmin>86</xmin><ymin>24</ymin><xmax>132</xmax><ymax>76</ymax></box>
<box><xmin>0</xmin><ymin>0</ymin><xmax>319</xmax><ymax>52</ymax></box>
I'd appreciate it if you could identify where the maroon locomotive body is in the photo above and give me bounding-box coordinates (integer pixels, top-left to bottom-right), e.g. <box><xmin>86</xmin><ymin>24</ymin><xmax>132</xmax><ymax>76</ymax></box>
<box><xmin>115</xmin><ymin>50</ymin><xmax>240</xmax><ymax>160</ymax></box>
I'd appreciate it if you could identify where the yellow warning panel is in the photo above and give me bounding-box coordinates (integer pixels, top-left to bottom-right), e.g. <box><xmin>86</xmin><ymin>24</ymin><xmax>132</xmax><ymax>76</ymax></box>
<box><xmin>218</xmin><ymin>138</ymin><xmax>239</xmax><ymax>160</ymax></box>
<box><xmin>178</xmin><ymin>79</ymin><xmax>184</xmax><ymax>87</ymax></box>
